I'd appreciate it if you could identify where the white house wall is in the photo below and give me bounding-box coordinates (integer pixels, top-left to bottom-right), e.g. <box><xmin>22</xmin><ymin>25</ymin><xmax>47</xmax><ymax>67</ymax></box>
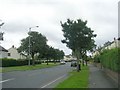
<box><xmin>0</xmin><ymin>51</ymin><xmax>8</xmax><ymax>58</ymax></box>
<box><xmin>20</xmin><ymin>54</ymin><xmax>26</xmax><ymax>59</ymax></box>
<box><xmin>108</xmin><ymin>40</ymin><xmax>120</xmax><ymax>49</ymax></box>
<box><xmin>8</xmin><ymin>47</ymin><xmax>26</xmax><ymax>59</ymax></box>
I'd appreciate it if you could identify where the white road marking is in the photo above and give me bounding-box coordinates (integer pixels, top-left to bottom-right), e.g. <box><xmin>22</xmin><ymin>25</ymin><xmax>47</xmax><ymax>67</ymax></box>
<box><xmin>0</xmin><ymin>78</ymin><xmax>15</xmax><ymax>83</ymax></box>
<box><xmin>41</xmin><ymin>74</ymin><xmax>66</xmax><ymax>88</ymax></box>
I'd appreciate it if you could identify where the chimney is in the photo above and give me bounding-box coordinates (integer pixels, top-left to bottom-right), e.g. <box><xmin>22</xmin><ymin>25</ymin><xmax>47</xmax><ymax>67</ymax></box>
<box><xmin>12</xmin><ymin>45</ymin><xmax>14</xmax><ymax>48</ymax></box>
<box><xmin>114</xmin><ymin>37</ymin><xmax>116</xmax><ymax>41</ymax></box>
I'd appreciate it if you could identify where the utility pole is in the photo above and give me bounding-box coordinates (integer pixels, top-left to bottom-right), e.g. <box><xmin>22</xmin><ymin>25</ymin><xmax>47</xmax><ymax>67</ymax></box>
<box><xmin>28</xmin><ymin>27</ymin><xmax>31</xmax><ymax>66</ymax></box>
<box><xmin>0</xmin><ymin>20</ymin><xmax>4</xmax><ymax>41</ymax></box>
<box><xmin>28</xmin><ymin>26</ymin><xmax>39</xmax><ymax>66</ymax></box>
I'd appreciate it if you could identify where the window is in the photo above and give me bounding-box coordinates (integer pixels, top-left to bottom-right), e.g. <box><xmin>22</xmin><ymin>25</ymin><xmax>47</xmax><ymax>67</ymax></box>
<box><xmin>8</xmin><ymin>53</ymin><xmax>11</xmax><ymax>56</ymax></box>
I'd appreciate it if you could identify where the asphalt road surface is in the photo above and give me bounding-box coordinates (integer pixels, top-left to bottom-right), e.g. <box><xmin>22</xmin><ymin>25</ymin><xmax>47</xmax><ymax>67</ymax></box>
<box><xmin>1</xmin><ymin>62</ymin><xmax>74</xmax><ymax>88</ymax></box>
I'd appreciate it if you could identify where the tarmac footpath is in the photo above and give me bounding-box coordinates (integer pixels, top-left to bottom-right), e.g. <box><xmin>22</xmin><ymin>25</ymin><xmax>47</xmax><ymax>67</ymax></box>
<box><xmin>88</xmin><ymin>64</ymin><xmax>118</xmax><ymax>89</ymax></box>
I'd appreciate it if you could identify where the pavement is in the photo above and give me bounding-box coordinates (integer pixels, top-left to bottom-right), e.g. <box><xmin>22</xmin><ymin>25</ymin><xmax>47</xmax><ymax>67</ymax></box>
<box><xmin>88</xmin><ymin>64</ymin><xmax>117</xmax><ymax>89</ymax></box>
<box><xmin>1</xmin><ymin>62</ymin><xmax>74</xmax><ymax>88</ymax></box>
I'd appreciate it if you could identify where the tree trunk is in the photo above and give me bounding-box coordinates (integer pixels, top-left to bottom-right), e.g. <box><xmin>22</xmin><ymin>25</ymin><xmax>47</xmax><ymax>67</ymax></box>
<box><xmin>39</xmin><ymin>60</ymin><xmax>41</xmax><ymax>64</ymax></box>
<box><xmin>31</xmin><ymin>53</ymin><xmax>35</xmax><ymax>66</ymax></box>
<box><xmin>85</xmin><ymin>60</ymin><xmax>87</xmax><ymax>66</ymax></box>
<box><xmin>75</xmin><ymin>49</ymin><xmax>81</xmax><ymax>72</ymax></box>
<box><xmin>47</xmin><ymin>59</ymin><xmax>48</xmax><ymax>65</ymax></box>
<box><xmin>82</xmin><ymin>59</ymin><xmax>84</xmax><ymax>66</ymax></box>
<box><xmin>54</xmin><ymin>60</ymin><xmax>56</xmax><ymax>64</ymax></box>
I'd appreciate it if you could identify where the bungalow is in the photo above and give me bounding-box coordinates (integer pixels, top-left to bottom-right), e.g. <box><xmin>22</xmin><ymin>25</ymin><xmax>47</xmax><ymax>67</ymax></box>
<box><xmin>0</xmin><ymin>45</ymin><xmax>8</xmax><ymax>58</ymax></box>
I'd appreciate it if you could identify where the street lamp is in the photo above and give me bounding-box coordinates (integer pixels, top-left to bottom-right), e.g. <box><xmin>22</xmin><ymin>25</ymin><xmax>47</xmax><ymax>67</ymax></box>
<box><xmin>0</xmin><ymin>20</ymin><xmax>4</xmax><ymax>41</ymax></box>
<box><xmin>0</xmin><ymin>19</ymin><xmax>4</xmax><ymax>28</ymax></box>
<box><xmin>28</xmin><ymin>26</ymin><xmax>39</xmax><ymax>66</ymax></box>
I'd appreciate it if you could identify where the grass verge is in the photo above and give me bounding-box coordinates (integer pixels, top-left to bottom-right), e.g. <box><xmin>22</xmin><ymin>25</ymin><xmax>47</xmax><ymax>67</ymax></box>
<box><xmin>55</xmin><ymin>66</ymin><xmax>89</xmax><ymax>88</ymax></box>
<box><xmin>0</xmin><ymin>68</ymin><xmax>2</xmax><ymax>73</ymax></box>
<box><xmin>1</xmin><ymin>63</ymin><xmax>59</xmax><ymax>73</ymax></box>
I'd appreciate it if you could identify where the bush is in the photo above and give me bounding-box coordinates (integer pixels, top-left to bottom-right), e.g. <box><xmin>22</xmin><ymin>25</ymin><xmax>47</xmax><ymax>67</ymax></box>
<box><xmin>96</xmin><ymin>48</ymin><xmax>119</xmax><ymax>72</ymax></box>
<box><xmin>94</xmin><ymin>55</ymin><xmax>100</xmax><ymax>63</ymax></box>
<box><xmin>0</xmin><ymin>58</ymin><xmax>41</xmax><ymax>67</ymax></box>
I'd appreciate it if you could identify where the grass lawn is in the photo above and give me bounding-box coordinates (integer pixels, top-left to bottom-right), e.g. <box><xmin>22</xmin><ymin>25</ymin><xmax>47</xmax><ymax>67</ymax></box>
<box><xmin>1</xmin><ymin>63</ymin><xmax>59</xmax><ymax>73</ymax></box>
<box><xmin>55</xmin><ymin>66</ymin><xmax>89</xmax><ymax>88</ymax></box>
<box><xmin>0</xmin><ymin>68</ymin><xmax>2</xmax><ymax>73</ymax></box>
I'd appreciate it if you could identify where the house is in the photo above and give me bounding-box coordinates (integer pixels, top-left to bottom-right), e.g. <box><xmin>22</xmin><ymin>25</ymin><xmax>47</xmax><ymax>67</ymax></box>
<box><xmin>64</xmin><ymin>55</ymin><xmax>76</xmax><ymax>61</ymax></box>
<box><xmin>8</xmin><ymin>45</ymin><xmax>26</xmax><ymax>59</ymax></box>
<box><xmin>92</xmin><ymin>50</ymin><xmax>99</xmax><ymax>58</ymax></box>
<box><xmin>105</xmin><ymin>37</ymin><xmax>120</xmax><ymax>49</ymax></box>
<box><xmin>92</xmin><ymin>37</ymin><xmax>120</xmax><ymax>58</ymax></box>
<box><xmin>0</xmin><ymin>45</ymin><xmax>8</xmax><ymax>58</ymax></box>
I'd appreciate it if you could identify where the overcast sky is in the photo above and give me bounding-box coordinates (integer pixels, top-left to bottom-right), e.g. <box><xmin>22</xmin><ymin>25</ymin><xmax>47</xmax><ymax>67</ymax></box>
<box><xmin>0</xmin><ymin>0</ymin><xmax>119</xmax><ymax>55</ymax></box>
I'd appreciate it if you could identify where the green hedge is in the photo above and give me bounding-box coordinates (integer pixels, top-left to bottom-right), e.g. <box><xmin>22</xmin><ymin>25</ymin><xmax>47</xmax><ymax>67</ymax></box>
<box><xmin>94</xmin><ymin>55</ymin><xmax>100</xmax><ymax>63</ymax></box>
<box><xmin>0</xmin><ymin>58</ymin><xmax>41</xmax><ymax>67</ymax></box>
<box><xmin>94</xmin><ymin>48</ymin><xmax>119</xmax><ymax>72</ymax></box>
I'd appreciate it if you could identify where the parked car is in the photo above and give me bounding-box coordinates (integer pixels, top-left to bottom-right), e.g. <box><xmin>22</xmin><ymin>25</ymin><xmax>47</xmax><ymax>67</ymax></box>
<box><xmin>71</xmin><ymin>61</ymin><xmax>77</xmax><ymax>67</ymax></box>
<box><xmin>60</xmin><ymin>60</ymin><xmax>66</xmax><ymax>65</ymax></box>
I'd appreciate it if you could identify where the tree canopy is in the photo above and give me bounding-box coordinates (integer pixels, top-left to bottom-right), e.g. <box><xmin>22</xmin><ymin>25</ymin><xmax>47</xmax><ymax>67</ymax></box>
<box><xmin>39</xmin><ymin>45</ymin><xmax>64</xmax><ymax>65</ymax></box>
<box><xmin>61</xmin><ymin>19</ymin><xmax>97</xmax><ymax>71</ymax></box>
<box><xmin>18</xmin><ymin>31</ymin><xmax>65</xmax><ymax>65</ymax></box>
<box><xmin>18</xmin><ymin>31</ymin><xmax>47</xmax><ymax>65</ymax></box>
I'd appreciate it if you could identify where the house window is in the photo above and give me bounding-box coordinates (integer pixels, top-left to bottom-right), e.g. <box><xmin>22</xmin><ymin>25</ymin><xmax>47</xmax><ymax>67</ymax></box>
<box><xmin>8</xmin><ymin>53</ymin><xmax>11</xmax><ymax>56</ymax></box>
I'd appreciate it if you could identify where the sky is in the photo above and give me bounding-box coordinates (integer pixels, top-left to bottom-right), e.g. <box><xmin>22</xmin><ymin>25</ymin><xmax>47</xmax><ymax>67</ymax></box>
<box><xmin>0</xmin><ymin>0</ymin><xmax>119</xmax><ymax>55</ymax></box>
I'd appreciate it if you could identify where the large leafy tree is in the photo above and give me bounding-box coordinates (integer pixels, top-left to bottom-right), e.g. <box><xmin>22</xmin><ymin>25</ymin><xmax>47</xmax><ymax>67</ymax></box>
<box><xmin>61</xmin><ymin>19</ymin><xmax>96</xmax><ymax>72</ymax></box>
<box><xmin>18</xmin><ymin>31</ymin><xmax>47</xmax><ymax>65</ymax></box>
<box><xmin>40</xmin><ymin>45</ymin><xmax>54</xmax><ymax>65</ymax></box>
<box><xmin>52</xmin><ymin>49</ymin><xmax>65</xmax><ymax>63</ymax></box>
<box><xmin>39</xmin><ymin>45</ymin><xmax>65</xmax><ymax>65</ymax></box>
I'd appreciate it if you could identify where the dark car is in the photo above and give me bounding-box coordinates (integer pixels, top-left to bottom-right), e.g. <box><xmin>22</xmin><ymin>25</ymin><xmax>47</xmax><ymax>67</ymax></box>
<box><xmin>71</xmin><ymin>61</ymin><xmax>77</xmax><ymax>67</ymax></box>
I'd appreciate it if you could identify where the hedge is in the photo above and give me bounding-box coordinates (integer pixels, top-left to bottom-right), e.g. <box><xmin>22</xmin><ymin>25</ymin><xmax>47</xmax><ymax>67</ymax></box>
<box><xmin>0</xmin><ymin>58</ymin><xmax>41</xmax><ymax>67</ymax></box>
<box><xmin>94</xmin><ymin>48</ymin><xmax>120</xmax><ymax>72</ymax></box>
<box><xmin>93</xmin><ymin>55</ymin><xmax>100</xmax><ymax>63</ymax></box>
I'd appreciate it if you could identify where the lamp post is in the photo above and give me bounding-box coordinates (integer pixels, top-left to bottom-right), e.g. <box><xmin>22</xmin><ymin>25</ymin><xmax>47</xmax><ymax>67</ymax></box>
<box><xmin>28</xmin><ymin>26</ymin><xmax>39</xmax><ymax>66</ymax></box>
<box><xmin>0</xmin><ymin>20</ymin><xmax>4</xmax><ymax>41</ymax></box>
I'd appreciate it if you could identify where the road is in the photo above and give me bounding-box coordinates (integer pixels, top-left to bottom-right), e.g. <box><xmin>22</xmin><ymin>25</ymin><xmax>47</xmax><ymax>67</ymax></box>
<box><xmin>1</xmin><ymin>62</ymin><xmax>74</xmax><ymax>88</ymax></box>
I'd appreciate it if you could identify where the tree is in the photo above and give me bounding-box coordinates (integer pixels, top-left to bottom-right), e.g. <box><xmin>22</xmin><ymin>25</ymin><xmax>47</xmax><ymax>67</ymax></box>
<box><xmin>52</xmin><ymin>49</ymin><xmax>65</xmax><ymax>63</ymax></box>
<box><xmin>18</xmin><ymin>31</ymin><xmax>47</xmax><ymax>65</ymax></box>
<box><xmin>61</xmin><ymin>19</ymin><xmax>96</xmax><ymax>72</ymax></box>
<box><xmin>39</xmin><ymin>45</ymin><xmax>65</xmax><ymax>65</ymax></box>
<box><xmin>58</xmin><ymin>50</ymin><xmax>65</xmax><ymax>60</ymax></box>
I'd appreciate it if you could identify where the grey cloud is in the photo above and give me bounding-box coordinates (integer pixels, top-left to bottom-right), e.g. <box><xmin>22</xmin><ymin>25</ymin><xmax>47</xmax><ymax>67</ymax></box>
<box><xmin>1</xmin><ymin>0</ymin><xmax>119</xmax><ymax>55</ymax></box>
<box><xmin>2</xmin><ymin>19</ymin><xmax>40</xmax><ymax>34</ymax></box>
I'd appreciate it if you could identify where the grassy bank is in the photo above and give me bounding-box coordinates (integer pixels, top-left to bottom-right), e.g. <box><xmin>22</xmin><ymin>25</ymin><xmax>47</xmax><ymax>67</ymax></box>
<box><xmin>55</xmin><ymin>66</ymin><xmax>89</xmax><ymax>88</ymax></box>
<box><xmin>0</xmin><ymin>68</ymin><xmax>2</xmax><ymax>73</ymax></box>
<box><xmin>1</xmin><ymin>63</ymin><xmax>59</xmax><ymax>73</ymax></box>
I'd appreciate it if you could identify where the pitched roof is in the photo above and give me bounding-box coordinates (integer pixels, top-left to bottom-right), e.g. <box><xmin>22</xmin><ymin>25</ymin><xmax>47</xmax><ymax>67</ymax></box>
<box><xmin>0</xmin><ymin>45</ymin><xmax>8</xmax><ymax>52</ymax></box>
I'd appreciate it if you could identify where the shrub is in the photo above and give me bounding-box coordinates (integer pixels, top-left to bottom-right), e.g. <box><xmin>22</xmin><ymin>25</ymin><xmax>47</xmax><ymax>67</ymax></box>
<box><xmin>98</xmin><ymin>48</ymin><xmax>119</xmax><ymax>72</ymax></box>
<box><xmin>0</xmin><ymin>58</ymin><xmax>41</xmax><ymax>67</ymax></box>
<box><xmin>94</xmin><ymin>54</ymin><xmax>100</xmax><ymax>63</ymax></box>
